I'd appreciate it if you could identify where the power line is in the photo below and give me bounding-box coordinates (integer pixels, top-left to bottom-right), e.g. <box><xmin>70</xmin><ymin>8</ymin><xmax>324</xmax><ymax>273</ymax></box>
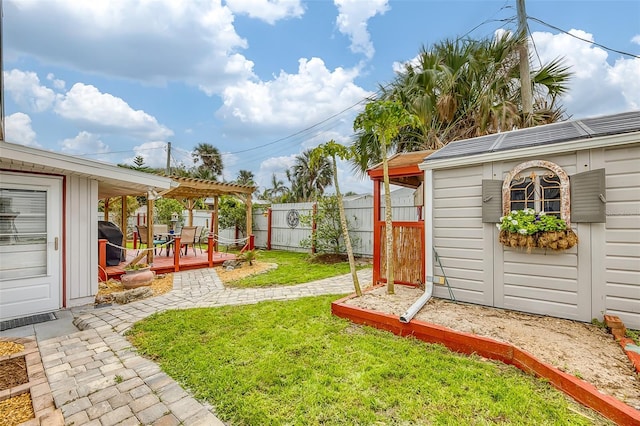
<box><xmin>528</xmin><ymin>15</ymin><xmax>640</xmax><ymax>59</ymax></box>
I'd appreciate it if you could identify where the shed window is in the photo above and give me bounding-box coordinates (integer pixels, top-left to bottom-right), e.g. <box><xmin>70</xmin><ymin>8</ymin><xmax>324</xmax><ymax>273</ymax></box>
<box><xmin>502</xmin><ymin>161</ymin><xmax>570</xmax><ymax>224</ymax></box>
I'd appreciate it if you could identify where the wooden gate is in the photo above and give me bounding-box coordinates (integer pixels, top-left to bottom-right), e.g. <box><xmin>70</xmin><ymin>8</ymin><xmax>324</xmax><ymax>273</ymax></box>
<box><xmin>377</xmin><ymin>222</ymin><xmax>425</xmax><ymax>286</ymax></box>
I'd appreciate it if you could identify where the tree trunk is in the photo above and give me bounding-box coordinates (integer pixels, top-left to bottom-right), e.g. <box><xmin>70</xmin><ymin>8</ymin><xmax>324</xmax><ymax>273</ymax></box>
<box><xmin>331</xmin><ymin>156</ymin><xmax>362</xmax><ymax>296</ymax></box>
<box><xmin>382</xmin><ymin>146</ymin><xmax>394</xmax><ymax>294</ymax></box>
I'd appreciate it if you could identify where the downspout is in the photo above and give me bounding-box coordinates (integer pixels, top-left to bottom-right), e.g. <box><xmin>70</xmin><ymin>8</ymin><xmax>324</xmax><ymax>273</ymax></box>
<box><xmin>400</xmin><ymin>168</ymin><xmax>433</xmax><ymax>324</ymax></box>
<box><xmin>399</xmin><ymin>280</ymin><xmax>433</xmax><ymax>323</ymax></box>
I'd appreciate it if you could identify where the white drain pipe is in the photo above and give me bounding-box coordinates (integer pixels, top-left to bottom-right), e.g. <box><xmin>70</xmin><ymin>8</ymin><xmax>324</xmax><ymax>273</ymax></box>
<box><xmin>399</xmin><ymin>280</ymin><xmax>433</xmax><ymax>323</ymax></box>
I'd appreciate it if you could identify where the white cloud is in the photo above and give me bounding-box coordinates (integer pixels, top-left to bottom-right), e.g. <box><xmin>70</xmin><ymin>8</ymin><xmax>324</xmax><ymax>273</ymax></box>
<box><xmin>60</xmin><ymin>131</ymin><xmax>109</xmax><ymax>155</ymax></box>
<box><xmin>54</xmin><ymin>83</ymin><xmax>174</xmax><ymax>140</ymax></box>
<box><xmin>46</xmin><ymin>73</ymin><xmax>66</xmax><ymax>90</ymax></box>
<box><xmin>334</xmin><ymin>0</ymin><xmax>389</xmax><ymax>60</ymax></box>
<box><xmin>5</xmin><ymin>0</ymin><xmax>255</xmax><ymax>95</ymax></box>
<box><xmin>3</xmin><ymin>69</ymin><xmax>57</xmax><ymax>112</ymax></box>
<box><xmin>5</xmin><ymin>112</ymin><xmax>40</xmax><ymax>147</ymax></box>
<box><xmin>532</xmin><ymin>29</ymin><xmax>640</xmax><ymax>117</ymax></box>
<box><xmin>225</xmin><ymin>0</ymin><xmax>304</xmax><ymax>25</ymax></box>
<box><xmin>632</xmin><ymin>35</ymin><xmax>640</xmax><ymax>45</ymax></box>
<box><xmin>217</xmin><ymin>57</ymin><xmax>371</xmax><ymax>130</ymax></box>
<box><xmin>122</xmin><ymin>141</ymin><xmax>170</xmax><ymax>169</ymax></box>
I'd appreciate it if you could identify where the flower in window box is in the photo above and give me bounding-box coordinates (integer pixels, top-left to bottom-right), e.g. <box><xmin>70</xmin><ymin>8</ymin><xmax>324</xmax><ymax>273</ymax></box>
<box><xmin>497</xmin><ymin>209</ymin><xmax>577</xmax><ymax>252</ymax></box>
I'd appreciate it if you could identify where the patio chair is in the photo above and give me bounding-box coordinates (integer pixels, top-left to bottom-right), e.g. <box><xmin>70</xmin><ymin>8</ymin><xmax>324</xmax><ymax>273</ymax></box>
<box><xmin>154</xmin><ymin>224</ymin><xmax>168</xmax><ymax>235</ymax></box>
<box><xmin>136</xmin><ymin>225</ymin><xmax>165</xmax><ymax>255</ymax></box>
<box><xmin>194</xmin><ymin>226</ymin><xmax>207</xmax><ymax>253</ymax></box>
<box><xmin>179</xmin><ymin>226</ymin><xmax>197</xmax><ymax>256</ymax></box>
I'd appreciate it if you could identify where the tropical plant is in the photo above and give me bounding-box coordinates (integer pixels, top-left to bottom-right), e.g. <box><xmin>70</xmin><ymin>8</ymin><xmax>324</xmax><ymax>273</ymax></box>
<box><xmin>309</xmin><ymin>141</ymin><xmax>362</xmax><ymax>296</ymax></box>
<box><xmin>192</xmin><ymin>143</ymin><xmax>223</xmax><ymax>180</ymax></box>
<box><xmin>154</xmin><ymin>198</ymin><xmax>185</xmax><ymax>227</ymax></box>
<box><xmin>288</xmin><ymin>149</ymin><xmax>333</xmax><ymax>202</ymax></box>
<box><xmin>264</xmin><ymin>173</ymin><xmax>289</xmax><ymax>203</ymax></box>
<box><xmin>352</xmin><ymin>33</ymin><xmax>571</xmax><ymax>174</ymax></box>
<box><xmin>354</xmin><ymin>100</ymin><xmax>420</xmax><ymax>294</ymax></box>
<box><xmin>218</xmin><ymin>196</ymin><xmax>247</xmax><ymax>236</ymax></box>
<box><xmin>236</xmin><ymin>170</ymin><xmax>256</xmax><ymax>187</ymax></box>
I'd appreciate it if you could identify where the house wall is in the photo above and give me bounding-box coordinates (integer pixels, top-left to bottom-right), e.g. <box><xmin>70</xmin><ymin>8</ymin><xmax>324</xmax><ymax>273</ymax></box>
<box><xmin>66</xmin><ymin>175</ymin><xmax>99</xmax><ymax>307</ymax></box>
<box><xmin>430</xmin><ymin>164</ymin><xmax>492</xmax><ymax>305</ymax></box>
<box><xmin>429</xmin><ymin>144</ymin><xmax>640</xmax><ymax>329</ymax></box>
<box><xmin>601</xmin><ymin>145</ymin><xmax>640</xmax><ymax>328</ymax></box>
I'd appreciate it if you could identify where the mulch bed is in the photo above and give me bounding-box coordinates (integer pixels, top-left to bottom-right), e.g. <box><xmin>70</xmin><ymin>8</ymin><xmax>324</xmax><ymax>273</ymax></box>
<box><xmin>0</xmin><ymin>357</ymin><xmax>28</xmax><ymax>391</ymax></box>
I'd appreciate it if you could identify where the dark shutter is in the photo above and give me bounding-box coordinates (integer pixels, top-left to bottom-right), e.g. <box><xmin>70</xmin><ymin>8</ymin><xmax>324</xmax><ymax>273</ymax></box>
<box><xmin>482</xmin><ymin>180</ymin><xmax>503</xmax><ymax>223</ymax></box>
<box><xmin>571</xmin><ymin>169</ymin><xmax>606</xmax><ymax>223</ymax></box>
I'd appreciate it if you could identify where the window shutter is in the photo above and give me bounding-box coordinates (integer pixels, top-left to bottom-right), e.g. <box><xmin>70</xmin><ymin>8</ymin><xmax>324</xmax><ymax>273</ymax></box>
<box><xmin>570</xmin><ymin>168</ymin><xmax>606</xmax><ymax>223</ymax></box>
<box><xmin>482</xmin><ymin>180</ymin><xmax>502</xmax><ymax>223</ymax></box>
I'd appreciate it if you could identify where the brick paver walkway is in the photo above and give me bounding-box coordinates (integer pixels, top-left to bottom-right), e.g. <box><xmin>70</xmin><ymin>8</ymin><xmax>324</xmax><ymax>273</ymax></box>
<box><xmin>38</xmin><ymin>268</ymin><xmax>371</xmax><ymax>425</ymax></box>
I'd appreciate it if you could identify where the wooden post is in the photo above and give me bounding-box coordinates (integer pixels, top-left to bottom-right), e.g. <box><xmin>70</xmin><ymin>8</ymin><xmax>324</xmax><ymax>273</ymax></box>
<box><xmin>213</xmin><ymin>196</ymin><xmax>219</xmax><ymax>251</ymax></box>
<box><xmin>311</xmin><ymin>202</ymin><xmax>317</xmax><ymax>254</ymax></box>
<box><xmin>373</xmin><ymin>180</ymin><xmax>381</xmax><ymax>285</ymax></box>
<box><xmin>246</xmin><ymin>194</ymin><xmax>252</xmax><ymax>241</ymax></box>
<box><xmin>146</xmin><ymin>198</ymin><xmax>154</xmax><ymax>264</ymax></box>
<box><xmin>266</xmin><ymin>207</ymin><xmax>272</xmax><ymax>250</ymax></box>
<box><xmin>120</xmin><ymin>195</ymin><xmax>127</xmax><ymax>251</ymax></box>
<box><xmin>98</xmin><ymin>239</ymin><xmax>107</xmax><ymax>281</ymax></box>
<box><xmin>173</xmin><ymin>235</ymin><xmax>181</xmax><ymax>272</ymax></box>
<box><xmin>187</xmin><ymin>198</ymin><xmax>194</xmax><ymax>226</ymax></box>
<box><xmin>104</xmin><ymin>198</ymin><xmax>110</xmax><ymax>222</ymax></box>
<box><xmin>207</xmin><ymin>234</ymin><xmax>214</xmax><ymax>267</ymax></box>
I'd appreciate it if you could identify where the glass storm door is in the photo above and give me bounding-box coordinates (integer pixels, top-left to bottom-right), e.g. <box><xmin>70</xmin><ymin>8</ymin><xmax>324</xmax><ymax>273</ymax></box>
<box><xmin>0</xmin><ymin>174</ymin><xmax>62</xmax><ymax>320</ymax></box>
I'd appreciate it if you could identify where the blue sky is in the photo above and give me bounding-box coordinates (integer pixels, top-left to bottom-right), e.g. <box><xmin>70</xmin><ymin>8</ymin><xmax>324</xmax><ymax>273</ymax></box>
<box><xmin>3</xmin><ymin>0</ymin><xmax>639</xmax><ymax>194</ymax></box>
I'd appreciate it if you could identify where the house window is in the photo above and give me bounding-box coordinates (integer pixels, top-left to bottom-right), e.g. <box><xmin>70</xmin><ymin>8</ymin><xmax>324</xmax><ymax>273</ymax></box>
<box><xmin>502</xmin><ymin>160</ymin><xmax>570</xmax><ymax>224</ymax></box>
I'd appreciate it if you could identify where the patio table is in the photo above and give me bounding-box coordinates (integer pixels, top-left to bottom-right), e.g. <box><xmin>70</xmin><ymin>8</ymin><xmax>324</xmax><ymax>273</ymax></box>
<box><xmin>154</xmin><ymin>232</ymin><xmax>179</xmax><ymax>256</ymax></box>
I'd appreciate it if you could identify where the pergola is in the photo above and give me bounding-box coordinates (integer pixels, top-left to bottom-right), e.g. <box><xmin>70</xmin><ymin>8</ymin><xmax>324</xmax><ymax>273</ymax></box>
<box><xmin>103</xmin><ymin>175</ymin><xmax>255</xmax><ymax>264</ymax></box>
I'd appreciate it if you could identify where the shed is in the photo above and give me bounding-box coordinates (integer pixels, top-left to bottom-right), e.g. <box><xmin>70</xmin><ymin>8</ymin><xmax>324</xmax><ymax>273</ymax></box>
<box><xmin>0</xmin><ymin>141</ymin><xmax>173</xmax><ymax>321</ymax></box>
<box><xmin>419</xmin><ymin>111</ymin><xmax>640</xmax><ymax>329</ymax></box>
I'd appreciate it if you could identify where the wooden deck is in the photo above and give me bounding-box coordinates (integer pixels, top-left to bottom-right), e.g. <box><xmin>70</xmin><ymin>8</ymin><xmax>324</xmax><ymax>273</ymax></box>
<box><xmin>104</xmin><ymin>247</ymin><xmax>236</xmax><ymax>280</ymax></box>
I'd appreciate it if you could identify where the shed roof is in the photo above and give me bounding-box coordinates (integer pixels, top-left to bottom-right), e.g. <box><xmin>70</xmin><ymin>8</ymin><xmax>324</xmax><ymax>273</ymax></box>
<box><xmin>424</xmin><ymin>111</ymin><xmax>640</xmax><ymax>163</ymax></box>
<box><xmin>368</xmin><ymin>150</ymin><xmax>434</xmax><ymax>188</ymax></box>
<box><xmin>0</xmin><ymin>141</ymin><xmax>173</xmax><ymax>198</ymax></box>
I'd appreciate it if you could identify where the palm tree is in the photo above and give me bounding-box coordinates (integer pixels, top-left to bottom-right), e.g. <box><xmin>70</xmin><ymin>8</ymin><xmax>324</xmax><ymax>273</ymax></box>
<box><xmin>354</xmin><ymin>100</ymin><xmax>420</xmax><ymax>295</ymax></box>
<box><xmin>192</xmin><ymin>143</ymin><xmax>223</xmax><ymax>180</ymax></box>
<box><xmin>352</xmin><ymin>33</ymin><xmax>571</xmax><ymax>174</ymax></box>
<box><xmin>288</xmin><ymin>149</ymin><xmax>333</xmax><ymax>201</ymax></box>
<box><xmin>310</xmin><ymin>140</ymin><xmax>362</xmax><ymax>296</ymax></box>
<box><xmin>266</xmin><ymin>173</ymin><xmax>288</xmax><ymax>202</ymax></box>
<box><xmin>236</xmin><ymin>170</ymin><xmax>256</xmax><ymax>187</ymax></box>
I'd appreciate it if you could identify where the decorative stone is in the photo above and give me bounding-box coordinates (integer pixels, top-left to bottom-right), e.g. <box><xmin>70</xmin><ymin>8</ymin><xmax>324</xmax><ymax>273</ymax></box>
<box><xmin>121</xmin><ymin>268</ymin><xmax>155</xmax><ymax>289</ymax></box>
<box><xmin>222</xmin><ymin>260</ymin><xmax>243</xmax><ymax>270</ymax></box>
<box><xmin>112</xmin><ymin>287</ymin><xmax>154</xmax><ymax>304</ymax></box>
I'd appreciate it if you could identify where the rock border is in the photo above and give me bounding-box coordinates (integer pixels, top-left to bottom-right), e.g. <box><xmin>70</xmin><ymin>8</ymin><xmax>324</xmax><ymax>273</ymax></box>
<box><xmin>0</xmin><ymin>337</ymin><xmax>63</xmax><ymax>426</ymax></box>
<box><xmin>604</xmin><ymin>315</ymin><xmax>640</xmax><ymax>374</ymax></box>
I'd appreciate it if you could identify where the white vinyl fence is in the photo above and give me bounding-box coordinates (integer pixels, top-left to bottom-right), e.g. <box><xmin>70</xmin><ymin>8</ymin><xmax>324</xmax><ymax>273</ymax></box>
<box><xmin>100</xmin><ymin>188</ymin><xmax>421</xmax><ymax>257</ymax></box>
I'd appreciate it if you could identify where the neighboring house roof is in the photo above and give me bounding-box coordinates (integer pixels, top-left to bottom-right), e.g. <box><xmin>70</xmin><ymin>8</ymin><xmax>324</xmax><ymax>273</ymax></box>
<box><xmin>0</xmin><ymin>141</ymin><xmax>173</xmax><ymax>198</ymax></box>
<box><xmin>422</xmin><ymin>111</ymin><xmax>640</xmax><ymax>169</ymax></box>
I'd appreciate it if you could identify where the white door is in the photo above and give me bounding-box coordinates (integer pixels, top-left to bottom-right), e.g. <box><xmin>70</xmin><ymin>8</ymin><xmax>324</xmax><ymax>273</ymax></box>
<box><xmin>0</xmin><ymin>174</ymin><xmax>62</xmax><ymax>320</ymax></box>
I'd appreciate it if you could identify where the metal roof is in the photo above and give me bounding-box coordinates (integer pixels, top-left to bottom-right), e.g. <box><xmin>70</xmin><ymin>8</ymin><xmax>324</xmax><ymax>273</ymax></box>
<box><xmin>424</xmin><ymin>111</ymin><xmax>640</xmax><ymax>162</ymax></box>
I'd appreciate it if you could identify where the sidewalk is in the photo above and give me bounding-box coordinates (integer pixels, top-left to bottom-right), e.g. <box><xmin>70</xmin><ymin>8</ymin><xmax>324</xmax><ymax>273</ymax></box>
<box><xmin>2</xmin><ymin>268</ymin><xmax>370</xmax><ymax>426</ymax></box>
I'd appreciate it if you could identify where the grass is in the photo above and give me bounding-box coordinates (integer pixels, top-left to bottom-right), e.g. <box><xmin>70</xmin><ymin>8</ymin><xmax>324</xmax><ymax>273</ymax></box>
<box><xmin>128</xmin><ymin>295</ymin><xmax>609</xmax><ymax>426</ymax></box>
<box><xmin>627</xmin><ymin>328</ymin><xmax>640</xmax><ymax>345</ymax></box>
<box><xmin>223</xmin><ymin>249</ymin><xmax>370</xmax><ymax>288</ymax></box>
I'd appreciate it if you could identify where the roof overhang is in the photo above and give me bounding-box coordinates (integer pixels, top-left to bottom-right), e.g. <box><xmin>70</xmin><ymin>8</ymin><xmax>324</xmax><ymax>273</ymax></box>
<box><xmin>0</xmin><ymin>141</ymin><xmax>174</xmax><ymax>198</ymax></box>
<box><xmin>419</xmin><ymin>131</ymin><xmax>640</xmax><ymax>171</ymax></box>
<box><xmin>368</xmin><ymin>150</ymin><xmax>433</xmax><ymax>188</ymax></box>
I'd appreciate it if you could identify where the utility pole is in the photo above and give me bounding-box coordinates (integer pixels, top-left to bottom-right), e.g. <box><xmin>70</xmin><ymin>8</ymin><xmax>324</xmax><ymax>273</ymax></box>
<box><xmin>517</xmin><ymin>0</ymin><xmax>533</xmax><ymax>127</ymax></box>
<box><xmin>165</xmin><ymin>141</ymin><xmax>171</xmax><ymax>175</ymax></box>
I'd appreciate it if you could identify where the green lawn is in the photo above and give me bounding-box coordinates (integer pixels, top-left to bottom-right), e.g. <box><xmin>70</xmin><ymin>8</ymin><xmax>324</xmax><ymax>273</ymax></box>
<box><xmin>224</xmin><ymin>249</ymin><xmax>370</xmax><ymax>288</ymax></box>
<box><xmin>128</xmin><ymin>295</ymin><xmax>609</xmax><ymax>425</ymax></box>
